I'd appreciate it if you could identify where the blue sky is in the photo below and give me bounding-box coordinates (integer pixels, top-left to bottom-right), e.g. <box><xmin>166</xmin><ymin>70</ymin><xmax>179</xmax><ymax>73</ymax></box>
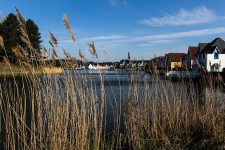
<box><xmin>1</xmin><ymin>0</ymin><xmax>225</xmax><ymax>61</ymax></box>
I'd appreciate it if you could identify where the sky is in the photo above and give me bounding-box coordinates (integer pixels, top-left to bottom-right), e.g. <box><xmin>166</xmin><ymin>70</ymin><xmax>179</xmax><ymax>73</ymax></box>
<box><xmin>1</xmin><ymin>0</ymin><xmax>225</xmax><ymax>62</ymax></box>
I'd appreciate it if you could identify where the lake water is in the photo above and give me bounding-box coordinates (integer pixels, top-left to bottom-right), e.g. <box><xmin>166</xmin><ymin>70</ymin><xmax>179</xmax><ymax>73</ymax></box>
<box><xmin>1</xmin><ymin>70</ymin><xmax>225</xmax><ymax>147</ymax></box>
<box><xmin>65</xmin><ymin>70</ymin><xmax>152</xmax><ymax>81</ymax></box>
<box><xmin>64</xmin><ymin>70</ymin><xmax>153</xmax><ymax>135</ymax></box>
<box><xmin>0</xmin><ymin>70</ymin><xmax>152</xmax><ymax>140</ymax></box>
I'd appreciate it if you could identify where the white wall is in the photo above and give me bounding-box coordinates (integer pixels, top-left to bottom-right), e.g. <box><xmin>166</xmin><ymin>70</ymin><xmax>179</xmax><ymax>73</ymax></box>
<box><xmin>206</xmin><ymin>54</ymin><xmax>225</xmax><ymax>72</ymax></box>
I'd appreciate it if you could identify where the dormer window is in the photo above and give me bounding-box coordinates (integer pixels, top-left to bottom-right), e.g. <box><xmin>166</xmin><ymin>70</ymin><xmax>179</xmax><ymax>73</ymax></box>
<box><xmin>214</xmin><ymin>53</ymin><xmax>219</xmax><ymax>59</ymax></box>
<box><xmin>214</xmin><ymin>46</ymin><xmax>220</xmax><ymax>59</ymax></box>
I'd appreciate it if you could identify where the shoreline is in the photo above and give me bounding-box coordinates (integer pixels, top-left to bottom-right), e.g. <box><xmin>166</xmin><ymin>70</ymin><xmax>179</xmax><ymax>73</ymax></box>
<box><xmin>0</xmin><ymin>64</ymin><xmax>63</xmax><ymax>77</ymax></box>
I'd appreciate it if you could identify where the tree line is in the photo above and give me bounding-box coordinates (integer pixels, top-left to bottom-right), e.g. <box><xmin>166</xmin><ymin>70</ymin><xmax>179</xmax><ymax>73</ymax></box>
<box><xmin>0</xmin><ymin>13</ymin><xmax>42</xmax><ymax>63</ymax></box>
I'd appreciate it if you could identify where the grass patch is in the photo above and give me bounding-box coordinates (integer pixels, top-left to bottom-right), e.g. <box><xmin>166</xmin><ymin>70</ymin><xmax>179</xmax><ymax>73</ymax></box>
<box><xmin>0</xmin><ymin>63</ymin><xmax>63</xmax><ymax>77</ymax></box>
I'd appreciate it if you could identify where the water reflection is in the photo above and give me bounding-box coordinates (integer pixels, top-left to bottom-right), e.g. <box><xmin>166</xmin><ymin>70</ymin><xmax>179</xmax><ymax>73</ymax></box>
<box><xmin>1</xmin><ymin>70</ymin><xmax>225</xmax><ymax>148</ymax></box>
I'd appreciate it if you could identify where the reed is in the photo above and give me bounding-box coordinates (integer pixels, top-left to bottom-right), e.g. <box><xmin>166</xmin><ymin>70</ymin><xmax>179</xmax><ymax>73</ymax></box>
<box><xmin>63</xmin><ymin>14</ymin><xmax>76</xmax><ymax>43</ymax></box>
<box><xmin>1</xmin><ymin>7</ymin><xmax>225</xmax><ymax>150</ymax></box>
<box><xmin>1</xmin><ymin>53</ymin><xmax>225</xmax><ymax>150</ymax></box>
<box><xmin>0</xmin><ymin>35</ymin><xmax>4</xmax><ymax>49</ymax></box>
<box><xmin>79</xmin><ymin>49</ymin><xmax>85</xmax><ymax>60</ymax></box>
<box><xmin>124</xmin><ymin>74</ymin><xmax>225</xmax><ymax>149</ymax></box>
<box><xmin>88</xmin><ymin>41</ymin><xmax>98</xmax><ymax>60</ymax></box>
<box><xmin>49</xmin><ymin>32</ymin><xmax>58</xmax><ymax>47</ymax></box>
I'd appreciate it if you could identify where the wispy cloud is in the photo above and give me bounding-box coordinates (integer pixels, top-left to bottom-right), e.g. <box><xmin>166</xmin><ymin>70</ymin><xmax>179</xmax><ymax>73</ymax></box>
<box><xmin>108</xmin><ymin>0</ymin><xmax>128</xmax><ymax>6</ymax></box>
<box><xmin>139</xmin><ymin>6</ymin><xmax>218</xmax><ymax>26</ymax></box>
<box><xmin>137</xmin><ymin>39</ymin><xmax>176</xmax><ymax>47</ymax></box>
<box><xmin>132</xmin><ymin>27</ymin><xmax>225</xmax><ymax>42</ymax></box>
<box><xmin>60</xmin><ymin>35</ymin><xmax>127</xmax><ymax>43</ymax></box>
<box><xmin>61</xmin><ymin>27</ymin><xmax>225</xmax><ymax>45</ymax></box>
<box><xmin>82</xmin><ymin>35</ymin><xmax>127</xmax><ymax>41</ymax></box>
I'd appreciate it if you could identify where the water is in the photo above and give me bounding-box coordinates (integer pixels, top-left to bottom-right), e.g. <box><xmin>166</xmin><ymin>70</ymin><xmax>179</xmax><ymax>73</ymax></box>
<box><xmin>64</xmin><ymin>70</ymin><xmax>153</xmax><ymax>135</ymax></box>
<box><xmin>1</xmin><ymin>70</ymin><xmax>225</xmax><ymax>147</ymax></box>
<box><xmin>65</xmin><ymin>69</ymin><xmax>152</xmax><ymax>82</ymax></box>
<box><xmin>0</xmin><ymin>70</ymin><xmax>152</xmax><ymax>141</ymax></box>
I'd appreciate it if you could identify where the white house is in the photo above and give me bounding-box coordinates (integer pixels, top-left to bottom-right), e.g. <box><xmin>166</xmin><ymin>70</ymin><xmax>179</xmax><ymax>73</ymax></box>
<box><xmin>96</xmin><ymin>64</ymin><xmax>110</xmax><ymax>70</ymax></box>
<box><xmin>197</xmin><ymin>38</ymin><xmax>225</xmax><ymax>72</ymax></box>
<box><xmin>88</xmin><ymin>64</ymin><xmax>97</xmax><ymax>70</ymax></box>
<box><xmin>137</xmin><ymin>60</ymin><xmax>145</xmax><ymax>70</ymax></box>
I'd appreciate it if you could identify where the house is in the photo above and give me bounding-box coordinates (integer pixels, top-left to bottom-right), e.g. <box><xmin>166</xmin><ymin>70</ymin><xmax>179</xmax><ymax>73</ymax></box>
<box><xmin>183</xmin><ymin>46</ymin><xmax>198</xmax><ymax>70</ymax></box>
<box><xmin>88</xmin><ymin>64</ymin><xmax>97</xmax><ymax>70</ymax></box>
<box><xmin>165</xmin><ymin>53</ymin><xmax>185</xmax><ymax>71</ymax></box>
<box><xmin>96</xmin><ymin>64</ymin><xmax>110</xmax><ymax>70</ymax></box>
<box><xmin>183</xmin><ymin>54</ymin><xmax>191</xmax><ymax>69</ymax></box>
<box><xmin>119</xmin><ymin>59</ymin><xmax>130</xmax><ymax>69</ymax></box>
<box><xmin>196</xmin><ymin>37</ymin><xmax>225</xmax><ymax>72</ymax></box>
<box><xmin>197</xmin><ymin>43</ymin><xmax>209</xmax><ymax>65</ymax></box>
<box><xmin>150</xmin><ymin>56</ymin><xmax>165</xmax><ymax>70</ymax></box>
<box><xmin>137</xmin><ymin>60</ymin><xmax>145</xmax><ymax>70</ymax></box>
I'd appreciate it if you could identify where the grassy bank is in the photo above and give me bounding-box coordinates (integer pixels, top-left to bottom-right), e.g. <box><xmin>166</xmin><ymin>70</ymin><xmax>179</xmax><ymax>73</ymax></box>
<box><xmin>0</xmin><ymin>63</ymin><xmax>63</xmax><ymax>77</ymax></box>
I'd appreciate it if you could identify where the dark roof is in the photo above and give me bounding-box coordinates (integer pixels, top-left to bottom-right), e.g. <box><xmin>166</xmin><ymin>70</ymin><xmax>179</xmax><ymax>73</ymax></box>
<box><xmin>188</xmin><ymin>46</ymin><xmax>198</xmax><ymax>59</ymax></box>
<box><xmin>167</xmin><ymin>53</ymin><xmax>185</xmax><ymax>62</ymax></box>
<box><xmin>201</xmin><ymin>37</ymin><xmax>225</xmax><ymax>54</ymax></box>
<box><xmin>198</xmin><ymin>43</ymin><xmax>209</xmax><ymax>52</ymax></box>
<box><xmin>151</xmin><ymin>56</ymin><xmax>165</xmax><ymax>62</ymax></box>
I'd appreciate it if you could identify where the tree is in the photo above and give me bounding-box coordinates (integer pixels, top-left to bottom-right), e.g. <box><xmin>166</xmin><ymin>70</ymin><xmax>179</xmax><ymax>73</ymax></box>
<box><xmin>26</xmin><ymin>19</ymin><xmax>42</xmax><ymax>55</ymax></box>
<box><xmin>0</xmin><ymin>13</ymin><xmax>22</xmax><ymax>62</ymax></box>
<box><xmin>0</xmin><ymin>13</ymin><xmax>42</xmax><ymax>63</ymax></box>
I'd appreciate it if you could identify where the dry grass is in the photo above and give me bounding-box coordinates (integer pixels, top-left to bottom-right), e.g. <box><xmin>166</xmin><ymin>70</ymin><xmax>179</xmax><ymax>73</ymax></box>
<box><xmin>41</xmin><ymin>67</ymin><xmax>63</xmax><ymax>74</ymax></box>
<box><xmin>49</xmin><ymin>32</ymin><xmax>58</xmax><ymax>47</ymax></box>
<box><xmin>0</xmin><ymin>64</ymin><xmax>106</xmax><ymax>150</ymax></box>
<box><xmin>88</xmin><ymin>41</ymin><xmax>98</xmax><ymax>59</ymax></box>
<box><xmin>124</xmin><ymin>76</ymin><xmax>225</xmax><ymax>149</ymax></box>
<box><xmin>0</xmin><ymin>35</ymin><xmax>4</xmax><ymax>49</ymax></box>
<box><xmin>15</xmin><ymin>7</ymin><xmax>31</xmax><ymax>48</ymax></box>
<box><xmin>79</xmin><ymin>49</ymin><xmax>85</xmax><ymax>59</ymax></box>
<box><xmin>1</xmin><ymin>65</ymin><xmax>225</xmax><ymax>149</ymax></box>
<box><xmin>1</xmin><ymin>7</ymin><xmax>225</xmax><ymax>150</ymax></box>
<box><xmin>63</xmin><ymin>14</ymin><xmax>76</xmax><ymax>43</ymax></box>
<box><xmin>0</xmin><ymin>63</ymin><xmax>62</xmax><ymax>76</ymax></box>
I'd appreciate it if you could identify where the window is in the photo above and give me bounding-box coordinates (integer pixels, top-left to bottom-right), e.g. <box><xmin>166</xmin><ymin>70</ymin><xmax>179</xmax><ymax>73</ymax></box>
<box><xmin>214</xmin><ymin>53</ymin><xmax>219</xmax><ymax>59</ymax></box>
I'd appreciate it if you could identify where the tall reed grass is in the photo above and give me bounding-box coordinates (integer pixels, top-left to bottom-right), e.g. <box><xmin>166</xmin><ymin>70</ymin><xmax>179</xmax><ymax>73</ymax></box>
<box><xmin>0</xmin><ymin>7</ymin><xmax>225</xmax><ymax>150</ymax></box>
<box><xmin>125</xmin><ymin>76</ymin><xmax>225</xmax><ymax>149</ymax></box>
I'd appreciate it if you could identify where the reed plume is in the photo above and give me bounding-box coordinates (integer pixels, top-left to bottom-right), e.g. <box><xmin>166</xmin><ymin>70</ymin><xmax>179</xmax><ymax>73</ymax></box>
<box><xmin>62</xmin><ymin>49</ymin><xmax>71</xmax><ymax>60</ymax></box>
<box><xmin>12</xmin><ymin>44</ymin><xmax>29</xmax><ymax>62</ymax></box>
<box><xmin>88</xmin><ymin>41</ymin><xmax>98</xmax><ymax>59</ymax></box>
<box><xmin>39</xmin><ymin>48</ymin><xmax>47</xmax><ymax>59</ymax></box>
<box><xmin>51</xmin><ymin>48</ymin><xmax>58</xmax><ymax>65</ymax></box>
<box><xmin>63</xmin><ymin>14</ymin><xmax>76</xmax><ymax>42</ymax></box>
<box><xmin>79</xmin><ymin>49</ymin><xmax>85</xmax><ymax>59</ymax></box>
<box><xmin>15</xmin><ymin>7</ymin><xmax>31</xmax><ymax>48</ymax></box>
<box><xmin>49</xmin><ymin>40</ymin><xmax>55</xmax><ymax>48</ymax></box>
<box><xmin>49</xmin><ymin>32</ymin><xmax>58</xmax><ymax>47</ymax></box>
<box><xmin>51</xmin><ymin>48</ymin><xmax>58</xmax><ymax>58</ymax></box>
